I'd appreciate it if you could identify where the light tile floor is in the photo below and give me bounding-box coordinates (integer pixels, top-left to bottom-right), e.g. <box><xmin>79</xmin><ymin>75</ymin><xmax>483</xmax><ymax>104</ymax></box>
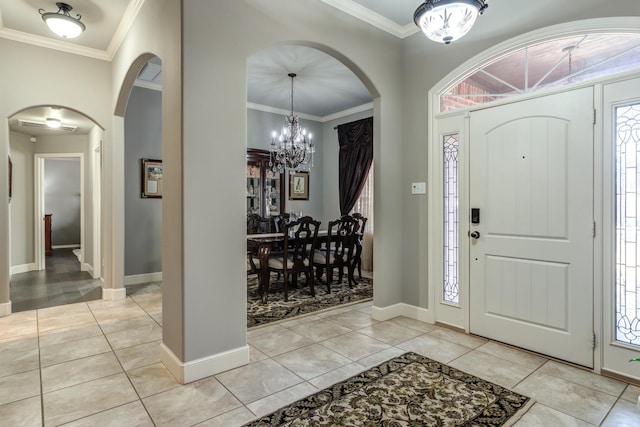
<box><xmin>0</xmin><ymin>282</ymin><xmax>639</xmax><ymax>426</ymax></box>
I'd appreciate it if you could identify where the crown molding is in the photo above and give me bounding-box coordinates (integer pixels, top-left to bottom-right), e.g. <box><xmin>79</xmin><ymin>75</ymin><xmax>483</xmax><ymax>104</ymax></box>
<box><xmin>0</xmin><ymin>0</ymin><xmax>147</xmax><ymax>62</ymax></box>
<box><xmin>247</xmin><ymin>102</ymin><xmax>374</xmax><ymax>123</ymax></box>
<box><xmin>319</xmin><ymin>0</ymin><xmax>419</xmax><ymax>39</ymax></box>
<box><xmin>0</xmin><ymin>27</ymin><xmax>110</xmax><ymax>60</ymax></box>
<box><xmin>134</xmin><ymin>79</ymin><xmax>162</xmax><ymax>91</ymax></box>
<box><xmin>105</xmin><ymin>0</ymin><xmax>146</xmax><ymax>59</ymax></box>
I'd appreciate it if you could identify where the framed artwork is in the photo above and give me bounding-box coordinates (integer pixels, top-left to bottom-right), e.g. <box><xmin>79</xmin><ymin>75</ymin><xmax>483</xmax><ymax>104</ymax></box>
<box><xmin>289</xmin><ymin>171</ymin><xmax>309</xmax><ymax>200</ymax></box>
<box><xmin>8</xmin><ymin>156</ymin><xmax>12</xmax><ymax>202</ymax></box>
<box><xmin>141</xmin><ymin>158</ymin><xmax>163</xmax><ymax>198</ymax></box>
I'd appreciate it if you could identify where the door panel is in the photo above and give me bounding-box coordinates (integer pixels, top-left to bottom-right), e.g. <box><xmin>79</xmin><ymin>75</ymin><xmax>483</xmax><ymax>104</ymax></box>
<box><xmin>470</xmin><ymin>88</ymin><xmax>594</xmax><ymax>367</ymax></box>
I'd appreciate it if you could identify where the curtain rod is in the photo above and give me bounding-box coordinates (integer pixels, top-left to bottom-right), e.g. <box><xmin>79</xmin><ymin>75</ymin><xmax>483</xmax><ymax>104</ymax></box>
<box><xmin>334</xmin><ymin>116</ymin><xmax>373</xmax><ymax>130</ymax></box>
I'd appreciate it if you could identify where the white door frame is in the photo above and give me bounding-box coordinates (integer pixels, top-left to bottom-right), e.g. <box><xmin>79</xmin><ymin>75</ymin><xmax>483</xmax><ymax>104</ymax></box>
<box><xmin>34</xmin><ymin>153</ymin><xmax>85</xmax><ymax>271</ymax></box>
<box><xmin>92</xmin><ymin>143</ymin><xmax>102</xmax><ymax>280</ymax></box>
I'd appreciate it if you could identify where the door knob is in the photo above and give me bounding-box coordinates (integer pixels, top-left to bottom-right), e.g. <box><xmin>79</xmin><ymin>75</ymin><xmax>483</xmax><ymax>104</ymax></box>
<box><xmin>469</xmin><ymin>231</ymin><xmax>481</xmax><ymax>239</ymax></box>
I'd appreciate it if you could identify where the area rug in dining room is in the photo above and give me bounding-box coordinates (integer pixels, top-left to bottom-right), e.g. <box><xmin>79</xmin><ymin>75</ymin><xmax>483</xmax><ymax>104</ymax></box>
<box><xmin>247</xmin><ymin>275</ymin><xmax>373</xmax><ymax>328</ymax></box>
<box><xmin>243</xmin><ymin>352</ymin><xmax>533</xmax><ymax>427</ymax></box>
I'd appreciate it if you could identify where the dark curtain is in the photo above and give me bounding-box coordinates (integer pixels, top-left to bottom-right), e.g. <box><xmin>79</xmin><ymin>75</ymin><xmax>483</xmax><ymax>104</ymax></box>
<box><xmin>337</xmin><ymin>117</ymin><xmax>373</xmax><ymax>215</ymax></box>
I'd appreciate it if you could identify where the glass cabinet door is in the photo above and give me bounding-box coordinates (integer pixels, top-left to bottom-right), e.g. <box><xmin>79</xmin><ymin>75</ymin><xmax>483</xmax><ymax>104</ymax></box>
<box><xmin>246</xmin><ymin>149</ymin><xmax>285</xmax><ymax>219</ymax></box>
<box><xmin>265</xmin><ymin>169</ymin><xmax>281</xmax><ymax>216</ymax></box>
<box><xmin>247</xmin><ymin>160</ymin><xmax>261</xmax><ymax>216</ymax></box>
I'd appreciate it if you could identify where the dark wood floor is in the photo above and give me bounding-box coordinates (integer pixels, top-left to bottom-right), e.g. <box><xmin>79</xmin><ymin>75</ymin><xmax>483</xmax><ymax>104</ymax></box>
<box><xmin>10</xmin><ymin>249</ymin><xmax>102</xmax><ymax>312</ymax></box>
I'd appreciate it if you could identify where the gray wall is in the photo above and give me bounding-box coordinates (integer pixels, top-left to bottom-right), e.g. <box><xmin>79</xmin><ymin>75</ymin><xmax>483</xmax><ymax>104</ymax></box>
<box><xmin>9</xmin><ymin>132</ymin><xmax>34</xmax><ymax>266</ymax></box>
<box><xmin>44</xmin><ymin>158</ymin><xmax>81</xmax><ymax>247</ymax></box>
<box><xmin>124</xmin><ymin>86</ymin><xmax>163</xmax><ymax>276</ymax></box>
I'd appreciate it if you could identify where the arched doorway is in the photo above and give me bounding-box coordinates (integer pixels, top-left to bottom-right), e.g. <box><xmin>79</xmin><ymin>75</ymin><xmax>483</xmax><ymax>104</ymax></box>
<box><xmin>245</xmin><ymin>43</ymin><xmax>376</xmax><ymax>323</ymax></box>
<box><xmin>8</xmin><ymin>105</ymin><xmax>103</xmax><ymax>311</ymax></box>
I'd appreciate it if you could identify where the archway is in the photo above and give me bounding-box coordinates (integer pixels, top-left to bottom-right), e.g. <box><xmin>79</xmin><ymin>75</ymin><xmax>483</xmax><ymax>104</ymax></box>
<box><xmin>8</xmin><ymin>105</ymin><xmax>103</xmax><ymax>311</ymax></box>
<box><xmin>245</xmin><ymin>42</ymin><xmax>377</xmax><ymax>322</ymax></box>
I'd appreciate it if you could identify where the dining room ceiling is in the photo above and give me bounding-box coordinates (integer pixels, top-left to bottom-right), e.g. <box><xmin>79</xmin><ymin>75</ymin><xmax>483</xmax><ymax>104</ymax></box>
<box><xmin>3</xmin><ymin>0</ymin><xmax>638</xmax><ymax>133</ymax></box>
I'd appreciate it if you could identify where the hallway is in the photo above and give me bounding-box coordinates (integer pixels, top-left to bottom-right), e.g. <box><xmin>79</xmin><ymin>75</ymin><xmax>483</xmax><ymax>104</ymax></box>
<box><xmin>10</xmin><ymin>249</ymin><xmax>101</xmax><ymax>313</ymax></box>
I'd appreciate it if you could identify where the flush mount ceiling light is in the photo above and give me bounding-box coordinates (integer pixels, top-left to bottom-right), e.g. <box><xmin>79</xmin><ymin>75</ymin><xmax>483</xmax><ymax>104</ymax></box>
<box><xmin>45</xmin><ymin>118</ymin><xmax>62</xmax><ymax>128</ymax></box>
<box><xmin>39</xmin><ymin>2</ymin><xmax>86</xmax><ymax>39</ymax></box>
<box><xmin>414</xmin><ymin>0</ymin><xmax>488</xmax><ymax>45</ymax></box>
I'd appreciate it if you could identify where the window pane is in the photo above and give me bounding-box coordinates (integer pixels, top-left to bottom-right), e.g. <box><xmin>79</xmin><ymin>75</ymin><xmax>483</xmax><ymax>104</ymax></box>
<box><xmin>615</xmin><ymin>103</ymin><xmax>640</xmax><ymax>346</ymax></box>
<box><xmin>443</xmin><ymin>133</ymin><xmax>460</xmax><ymax>304</ymax></box>
<box><xmin>441</xmin><ymin>33</ymin><xmax>640</xmax><ymax>112</ymax></box>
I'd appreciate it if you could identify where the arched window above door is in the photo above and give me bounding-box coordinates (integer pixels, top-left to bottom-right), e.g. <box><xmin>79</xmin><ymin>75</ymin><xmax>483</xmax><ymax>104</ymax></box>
<box><xmin>440</xmin><ymin>33</ymin><xmax>640</xmax><ymax>112</ymax></box>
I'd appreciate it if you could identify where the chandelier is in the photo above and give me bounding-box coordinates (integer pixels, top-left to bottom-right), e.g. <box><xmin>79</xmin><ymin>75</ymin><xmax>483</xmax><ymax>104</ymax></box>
<box><xmin>39</xmin><ymin>2</ymin><xmax>86</xmax><ymax>39</ymax></box>
<box><xmin>269</xmin><ymin>73</ymin><xmax>315</xmax><ymax>173</ymax></box>
<box><xmin>414</xmin><ymin>0</ymin><xmax>488</xmax><ymax>45</ymax></box>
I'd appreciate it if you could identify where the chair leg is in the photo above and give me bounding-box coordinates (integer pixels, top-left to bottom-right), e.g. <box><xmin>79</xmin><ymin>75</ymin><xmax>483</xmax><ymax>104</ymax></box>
<box><xmin>306</xmin><ymin>270</ymin><xmax>315</xmax><ymax>297</ymax></box>
<box><xmin>283</xmin><ymin>272</ymin><xmax>289</xmax><ymax>302</ymax></box>
<box><xmin>357</xmin><ymin>258</ymin><xmax>362</xmax><ymax>279</ymax></box>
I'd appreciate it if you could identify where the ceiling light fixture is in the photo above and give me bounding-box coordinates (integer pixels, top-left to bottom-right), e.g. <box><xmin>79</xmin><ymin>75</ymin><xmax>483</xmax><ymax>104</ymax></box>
<box><xmin>39</xmin><ymin>2</ymin><xmax>86</xmax><ymax>39</ymax></box>
<box><xmin>46</xmin><ymin>118</ymin><xmax>62</xmax><ymax>129</ymax></box>
<box><xmin>414</xmin><ymin>0</ymin><xmax>488</xmax><ymax>45</ymax></box>
<box><xmin>269</xmin><ymin>73</ymin><xmax>315</xmax><ymax>173</ymax></box>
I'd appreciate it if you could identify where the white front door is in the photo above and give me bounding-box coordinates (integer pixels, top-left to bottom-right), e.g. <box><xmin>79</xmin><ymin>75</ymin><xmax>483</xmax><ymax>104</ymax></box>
<box><xmin>469</xmin><ymin>88</ymin><xmax>595</xmax><ymax>367</ymax></box>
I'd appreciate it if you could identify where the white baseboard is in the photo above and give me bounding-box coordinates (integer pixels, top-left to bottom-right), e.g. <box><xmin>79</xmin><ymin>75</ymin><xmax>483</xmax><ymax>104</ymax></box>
<box><xmin>102</xmin><ymin>287</ymin><xmax>127</xmax><ymax>301</ymax></box>
<box><xmin>10</xmin><ymin>263</ymin><xmax>37</xmax><ymax>275</ymax></box>
<box><xmin>0</xmin><ymin>301</ymin><xmax>11</xmax><ymax>317</ymax></box>
<box><xmin>52</xmin><ymin>244</ymin><xmax>81</xmax><ymax>249</ymax></box>
<box><xmin>81</xmin><ymin>263</ymin><xmax>93</xmax><ymax>274</ymax></box>
<box><xmin>125</xmin><ymin>272</ymin><xmax>163</xmax><ymax>285</ymax></box>
<box><xmin>160</xmin><ymin>343</ymin><xmax>250</xmax><ymax>384</ymax></box>
<box><xmin>371</xmin><ymin>303</ymin><xmax>434</xmax><ymax>324</ymax></box>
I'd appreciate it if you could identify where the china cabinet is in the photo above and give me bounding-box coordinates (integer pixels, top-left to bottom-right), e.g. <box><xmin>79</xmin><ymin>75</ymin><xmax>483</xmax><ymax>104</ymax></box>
<box><xmin>246</xmin><ymin>148</ymin><xmax>285</xmax><ymax>218</ymax></box>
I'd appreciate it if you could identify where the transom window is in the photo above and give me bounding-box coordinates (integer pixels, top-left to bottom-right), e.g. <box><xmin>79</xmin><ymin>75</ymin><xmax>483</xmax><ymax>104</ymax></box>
<box><xmin>441</xmin><ymin>33</ymin><xmax>640</xmax><ymax>112</ymax></box>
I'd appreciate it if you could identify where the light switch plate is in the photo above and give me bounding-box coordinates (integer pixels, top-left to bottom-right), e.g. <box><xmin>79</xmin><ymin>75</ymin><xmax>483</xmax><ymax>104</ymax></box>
<box><xmin>411</xmin><ymin>182</ymin><xmax>426</xmax><ymax>195</ymax></box>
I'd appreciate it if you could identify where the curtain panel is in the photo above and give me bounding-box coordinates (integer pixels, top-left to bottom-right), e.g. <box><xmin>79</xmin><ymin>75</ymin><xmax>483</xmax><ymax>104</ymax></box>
<box><xmin>337</xmin><ymin>117</ymin><xmax>373</xmax><ymax>216</ymax></box>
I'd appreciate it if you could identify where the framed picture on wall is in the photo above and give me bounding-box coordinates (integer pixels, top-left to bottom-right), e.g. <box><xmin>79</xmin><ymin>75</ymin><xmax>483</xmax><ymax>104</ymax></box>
<box><xmin>141</xmin><ymin>158</ymin><xmax>163</xmax><ymax>198</ymax></box>
<box><xmin>289</xmin><ymin>171</ymin><xmax>309</xmax><ymax>200</ymax></box>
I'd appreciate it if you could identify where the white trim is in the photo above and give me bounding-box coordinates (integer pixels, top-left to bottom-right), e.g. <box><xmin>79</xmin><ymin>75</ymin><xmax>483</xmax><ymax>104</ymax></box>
<box><xmin>0</xmin><ymin>28</ymin><xmax>110</xmax><ymax>61</ymax></box>
<box><xmin>102</xmin><ymin>286</ymin><xmax>126</xmax><ymax>301</ymax></box>
<box><xmin>134</xmin><ymin>79</ymin><xmax>162</xmax><ymax>92</ymax></box>
<box><xmin>9</xmin><ymin>263</ymin><xmax>37</xmax><ymax>275</ymax></box>
<box><xmin>247</xmin><ymin>102</ymin><xmax>373</xmax><ymax>123</ymax></box>
<box><xmin>51</xmin><ymin>244</ymin><xmax>80</xmax><ymax>249</ymax></box>
<box><xmin>82</xmin><ymin>263</ymin><xmax>93</xmax><ymax>275</ymax></box>
<box><xmin>0</xmin><ymin>301</ymin><xmax>11</xmax><ymax>317</ymax></box>
<box><xmin>160</xmin><ymin>343</ymin><xmax>250</xmax><ymax>384</ymax></box>
<box><xmin>318</xmin><ymin>0</ymin><xmax>418</xmax><ymax>39</ymax></box>
<box><xmin>104</xmin><ymin>0</ymin><xmax>147</xmax><ymax>60</ymax></box>
<box><xmin>0</xmin><ymin>0</ymin><xmax>147</xmax><ymax>62</ymax></box>
<box><xmin>124</xmin><ymin>272</ymin><xmax>163</xmax><ymax>285</ymax></box>
<box><xmin>371</xmin><ymin>303</ymin><xmax>434</xmax><ymax>324</ymax></box>
<box><xmin>34</xmin><ymin>153</ymin><xmax>85</xmax><ymax>272</ymax></box>
<box><xmin>92</xmin><ymin>141</ymin><xmax>102</xmax><ymax>280</ymax></box>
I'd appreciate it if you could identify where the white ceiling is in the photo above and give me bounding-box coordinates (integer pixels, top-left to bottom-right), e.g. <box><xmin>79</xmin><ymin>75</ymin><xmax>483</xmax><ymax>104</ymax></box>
<box><xmin>4</xmin><ymin>1</ymin><xmax>638</xmax><ymax>134</ymax></box>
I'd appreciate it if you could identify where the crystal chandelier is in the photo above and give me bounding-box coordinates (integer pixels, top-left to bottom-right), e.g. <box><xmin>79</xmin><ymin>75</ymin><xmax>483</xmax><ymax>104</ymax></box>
<box><xmin>269</xmin><ymin>73</ymin><xmax>315</xmax><ymax>173</ymax></box>
<box><xmin>414</xmin><ymin>0</ymin><xmax>488</xmax><ymax>45</ymax></box>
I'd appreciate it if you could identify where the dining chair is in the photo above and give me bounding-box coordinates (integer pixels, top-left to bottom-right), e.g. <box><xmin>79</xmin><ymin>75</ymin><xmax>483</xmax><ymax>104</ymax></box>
<box><xmin>351</xmin><ymin>213</ymin><xmax>368</xmax><ymax>280</ymax></box>
<box><xmin>313</xmin><ymin>215</ymin><xmax>360</xmax><ymax>292</ymax></box>
<box><xmin>268</xmin><ymin>216</ymin><xmax>320</xmax><ymax>301</ymax></box>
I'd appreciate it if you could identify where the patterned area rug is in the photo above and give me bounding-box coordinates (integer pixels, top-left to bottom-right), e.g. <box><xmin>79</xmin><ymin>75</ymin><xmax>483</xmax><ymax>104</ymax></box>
<box><xmin>247</xmin><ymin>275</ymin><xmax>373</xmax><ymax>328</ymax></box>
<box><xmin>243</xmin><ymin>352</ymin><xmax>533</xmax><ymax>426</ymax></box>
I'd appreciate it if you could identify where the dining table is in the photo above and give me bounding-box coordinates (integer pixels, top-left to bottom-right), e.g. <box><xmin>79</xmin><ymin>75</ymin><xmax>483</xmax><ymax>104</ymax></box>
<box><xmin>247</xmin><ymin>230</ymin><xmax>360</xmax><ymax>303</ymax></box>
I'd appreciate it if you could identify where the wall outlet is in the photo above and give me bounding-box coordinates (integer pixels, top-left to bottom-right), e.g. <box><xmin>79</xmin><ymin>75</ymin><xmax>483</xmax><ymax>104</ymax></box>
<box><xmin>411</xmin><ymin>182</ymin><xmax>426</xmax><ymax>195</ymax></box>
